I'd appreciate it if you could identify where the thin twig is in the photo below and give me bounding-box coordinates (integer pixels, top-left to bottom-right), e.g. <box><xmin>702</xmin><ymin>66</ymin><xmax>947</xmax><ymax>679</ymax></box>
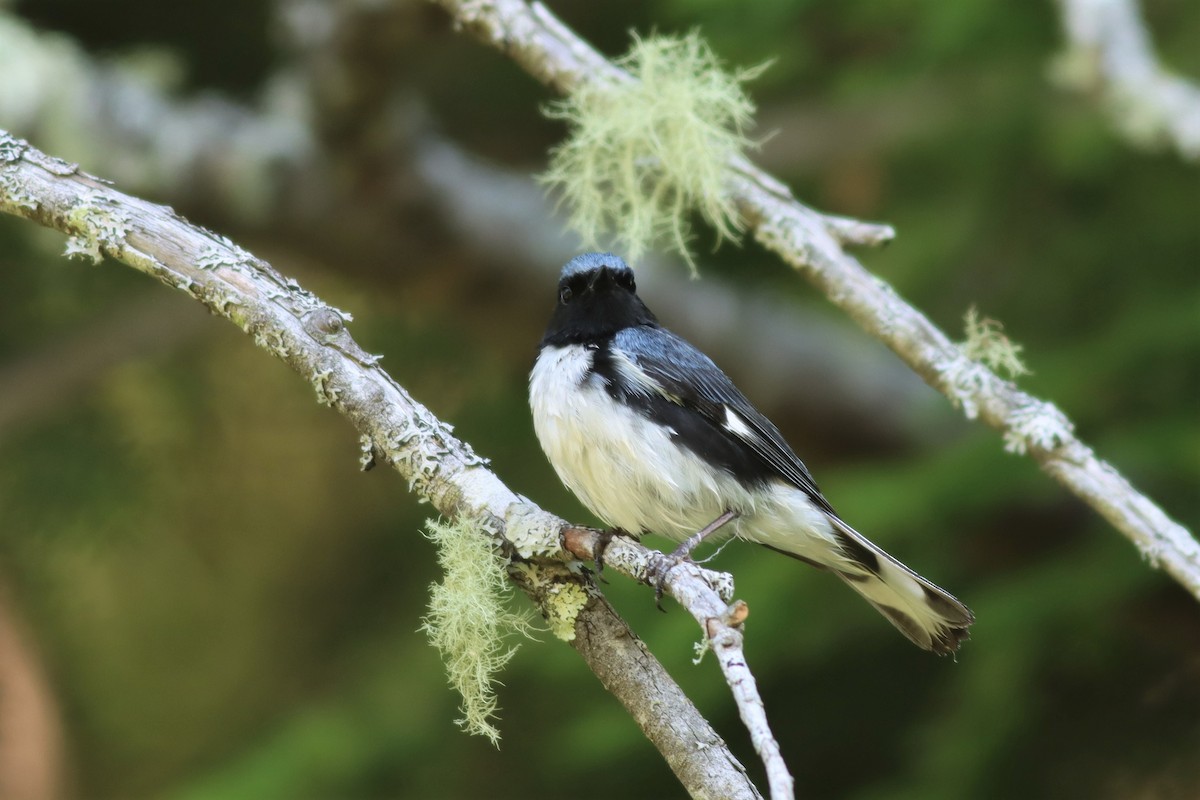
<box><xmin>429</xmin><ymin>0</ymin><xmax>1200</xmax><ymax>602</ymax></box>
<box><xmin>0</xmin><ymin>131</ymin><xmax>766</xmax><ymax>800</ymax></box>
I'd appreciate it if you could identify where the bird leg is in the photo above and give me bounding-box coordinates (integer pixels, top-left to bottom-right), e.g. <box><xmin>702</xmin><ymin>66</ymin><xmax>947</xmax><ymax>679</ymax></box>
<box><xmin>669</xmin><ymin>509</ymin><xmax>738</xmax><ymax>561</ymax></box>
<box><xmin>651</xmin><ymin>509</ymin><xmax>738</xmax><ymax>608</ymax></box>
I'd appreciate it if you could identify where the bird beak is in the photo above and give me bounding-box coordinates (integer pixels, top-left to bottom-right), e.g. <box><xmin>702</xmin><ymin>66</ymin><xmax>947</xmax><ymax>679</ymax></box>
<box><xmin>587</xmin><ymin>266</ymin><xmax>607</xmax><ymax>292</ymax></box>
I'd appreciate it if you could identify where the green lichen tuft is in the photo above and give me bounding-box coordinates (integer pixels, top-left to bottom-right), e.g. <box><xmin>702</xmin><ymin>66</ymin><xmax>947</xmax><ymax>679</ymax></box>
<box><xmin>420</xmin><ymin>517</ymin><xmax>535</xmax><ymax>746</ymax></box>
<box><xmin>541</xmin><ymin>32</ymin><xmax>764</xmax><ymax>270</ymax></box>
<box><xmin>961</xmin><ymin>306</ymin><xmax>1031</xmax><ymax>379</ymax></box>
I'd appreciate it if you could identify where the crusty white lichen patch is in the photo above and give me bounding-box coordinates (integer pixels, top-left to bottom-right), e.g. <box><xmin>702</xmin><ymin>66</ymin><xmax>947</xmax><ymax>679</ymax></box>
<box><xmin>0</xmin><ymin>133</ymin><xmax>27</xmax><ymax>163</ymax></box>
<box><xmin>386</xmin><ymin>412</ymin><xmax>453</xmax><ymax>492</ymax></box>
<box><xmin>63</xmin><ymin>192</ymin><xmax>131</xmax><ymax>264</ymax></box>
<box><xmin>504</xmin><ymin>503</ymin><xmax>564</xmax><ymax>559</ymax></box>
<box><xmin>254</xmin><ymin>326</ymin><xmax>291</xmax><ymax>360</ymax></box>
<box><xmin>0</xmin><ymin>170</ymin><xmax>37</xmax><ymax>211</ymax></box>
<box><xmin>939</xmin><ymin>354</ymin><xmax>991</xmax><ymax>420</ymax></box>
<box><xmin>310</xmin><ymin>367</ymin><xmax>338</xmax><ymax>407</ymax></box>
<box><xmin>383</xmin><ymin>408</ymin><xmax>489</xmax><ymax>496</ymax></box>
<box><xmin>358</xmin><ymin>433</ymin><xmax>377</xmax><ymax>470</ymax></box>
<box><xmin>1002</xmin><ymin>399</ymin><xmax>1075</xmax><ymax>455</ymax></box>
<box><xmin>196</xmin><ymin>241</ymin><xmax>253</xmax><ymax>271</ymax></box>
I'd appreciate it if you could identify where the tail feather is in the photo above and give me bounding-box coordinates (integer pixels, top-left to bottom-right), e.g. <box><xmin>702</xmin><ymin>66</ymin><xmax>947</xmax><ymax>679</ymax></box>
<box><xmin>828</xmin><ymin>519</ymin><xmax>973</xmax><ymax>655</ymax></box>
<box><xmin>767</xmin><ymin>518</ymin><xmax>974</xmax><ymax>655</ymax></box>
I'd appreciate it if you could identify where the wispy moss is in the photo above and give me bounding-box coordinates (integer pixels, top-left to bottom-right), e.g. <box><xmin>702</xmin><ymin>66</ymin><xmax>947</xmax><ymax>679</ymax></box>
<box><xmin>961</xmin><ymin>306</ymin><xmax>1031</xmax><ymax>379</ymax></box>
<box><xmin>541</xmin><ymin>32</ymin><xmax>764</xmax><ymax>270</ymax></box>
<box><xmin>420</xmin><ymin>517</ymin><xmax>535</xmax><ymax>746</ymax></box>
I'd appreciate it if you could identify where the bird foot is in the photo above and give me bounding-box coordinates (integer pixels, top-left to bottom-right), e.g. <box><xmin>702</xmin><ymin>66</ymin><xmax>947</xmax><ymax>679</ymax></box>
<box><xmin>592</xmin><ymin>527</ymin><xmax>627</xmax><ymax>578</ymax></box>
<box><xmin>646</xmin><ymin>510</ymin><xmax>739</xmax><ymax>610</ymax></box>
<box><xmin>647</xmin><ymin>550</ymin><xmax>692</xmax><ymax>611</ymax></box>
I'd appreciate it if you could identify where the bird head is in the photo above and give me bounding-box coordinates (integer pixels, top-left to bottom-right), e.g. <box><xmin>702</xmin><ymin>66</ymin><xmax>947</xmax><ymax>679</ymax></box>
<box><xmin>541</xmin><ymin>253</ymin><xmax>657</xmax><ymax>346</ymax></box>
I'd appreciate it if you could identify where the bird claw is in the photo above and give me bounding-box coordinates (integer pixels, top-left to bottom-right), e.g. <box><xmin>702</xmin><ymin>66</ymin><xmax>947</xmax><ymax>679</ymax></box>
<box><xmin>647</xmin><ymin>549</ymin><xmax>694</xmax><ymax>611</ymax></box>
<box><xmin>588</xmin><ymin>527</ymin><xmax>627</xmax><ymax>584</ymax></box>
<box><xmin>592</xmin><ymin>527</ymin><xmax>617</xmax><ymax>575</ymax></box>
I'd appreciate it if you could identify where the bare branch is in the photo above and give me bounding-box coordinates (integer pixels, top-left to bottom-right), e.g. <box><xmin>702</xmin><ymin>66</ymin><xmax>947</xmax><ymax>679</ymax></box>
<box><xmin>0</xmin><ymin>131</ymin><xmax>770</xmax><ymax>800</ymax></box>
<box><xmin>1052</xmin><ymin>0</ymin><xmax>1200</xmax><ymax>161</ymax></box>
<box><xmin>428</xmin><ymin>0</ymin><xmax>1200</xmax><ymax>602</ymax></box>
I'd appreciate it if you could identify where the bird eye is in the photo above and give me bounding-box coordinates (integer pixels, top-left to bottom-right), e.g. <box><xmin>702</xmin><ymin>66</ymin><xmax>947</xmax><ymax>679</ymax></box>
<box><xmin>559</xmin><ymin>286</ymin><xmax>573</xmax><ymax>304</ymax></box>
<box><xmin>616</xmin><ymin>271</ymin><xmax>635</xmax><ymax>291</ymax></box>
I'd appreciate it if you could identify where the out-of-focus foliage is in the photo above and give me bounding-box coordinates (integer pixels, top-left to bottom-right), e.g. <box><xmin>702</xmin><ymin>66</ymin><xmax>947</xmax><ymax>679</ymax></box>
<box><xmin>2</xmin><ymin>0</ymin><xmax>1198</xmax><ymax>798</ymax></box>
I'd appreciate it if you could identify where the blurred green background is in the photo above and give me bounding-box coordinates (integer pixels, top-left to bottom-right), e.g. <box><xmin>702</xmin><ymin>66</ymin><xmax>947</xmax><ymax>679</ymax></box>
<box><xmin>1</xmin><ymin>0</ymin><xmax>1198</xmax><ymax>798</ymax></box>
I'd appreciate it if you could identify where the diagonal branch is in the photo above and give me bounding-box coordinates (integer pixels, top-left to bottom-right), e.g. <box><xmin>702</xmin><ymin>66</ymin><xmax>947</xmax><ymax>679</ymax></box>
<box><xmin>429</xmin><ymin>0</ymin><xmax>1200</xmax><ymax>602</ymax></box>
<box><xmin>0</xmin><ymin>131</ymin><xmax>776</xmax><ymax>800</ymax></box>
<box><xmin>1052</xmin><ymin>0</ymin><xmax>1200</xmax><ymax>161</ymax></box>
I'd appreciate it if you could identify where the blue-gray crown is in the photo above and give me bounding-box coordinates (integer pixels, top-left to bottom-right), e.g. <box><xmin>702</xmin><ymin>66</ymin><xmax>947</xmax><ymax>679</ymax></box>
<box><xmin>559</xmin><ymin>252</ymin><xmax>632</xmax><ymax>282</ymax></box>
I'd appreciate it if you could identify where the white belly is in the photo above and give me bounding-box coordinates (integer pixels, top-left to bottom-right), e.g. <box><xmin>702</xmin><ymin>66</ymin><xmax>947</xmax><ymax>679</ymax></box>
<box><xmin>529</xmin><ymin>344</ymin><xmax>739</xmax><ymax>539</ymax></box>
<box><xmin>530</xmin><ymin>344</ymin><xmax>835</xmax><ymax>558</ymax></box>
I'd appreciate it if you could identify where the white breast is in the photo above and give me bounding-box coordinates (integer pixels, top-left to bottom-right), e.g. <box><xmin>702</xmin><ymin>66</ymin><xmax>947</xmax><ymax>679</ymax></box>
<box><xmin>529</xmin><ymin>344</ymin><xmax>748</xmax><ymax>540</ymax></box>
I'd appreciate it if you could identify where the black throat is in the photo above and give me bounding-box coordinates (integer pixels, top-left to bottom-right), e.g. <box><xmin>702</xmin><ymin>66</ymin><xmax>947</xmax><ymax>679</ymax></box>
<box><xmin>540</xmin><ymin>277</ymin><xmax>658</xmax><ymax>348</ymax></box>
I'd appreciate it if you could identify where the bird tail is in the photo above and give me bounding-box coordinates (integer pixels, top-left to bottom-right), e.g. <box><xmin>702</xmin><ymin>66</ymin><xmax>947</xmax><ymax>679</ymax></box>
<box><xmin>773</xmin><ymin>517</ymin><xmax>974</xmax><ymax>655</ymax></box>
<box><xmin>829</xmin><ymin>518</ymin><xmax>973</xmax><ymax>655</ymax></box>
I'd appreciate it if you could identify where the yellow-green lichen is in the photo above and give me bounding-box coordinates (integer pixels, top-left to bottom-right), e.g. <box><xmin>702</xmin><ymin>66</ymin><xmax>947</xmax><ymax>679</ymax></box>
<box><xmin>961</xmin><ymin>306</ymin><xmax>1031</xmax><ymax>379</ymax></box>
<box><xmin>509</xmin><ymin>562</ymin><xmax>589</xmax><ymax>642</ymax></box>
<box><xmin>420</xmin><ymin>517</ymin><xmax>534</xmax><ymax>746</ymax></box>
<box><xmin>541</xmin><ymin>32</ymin><xmax>764</xmax><ymax>270</ymax></box>
<box><xmin>543</xmin><ymin>581</ymin><xmax>588</xmax><ymax>641</ymax></box>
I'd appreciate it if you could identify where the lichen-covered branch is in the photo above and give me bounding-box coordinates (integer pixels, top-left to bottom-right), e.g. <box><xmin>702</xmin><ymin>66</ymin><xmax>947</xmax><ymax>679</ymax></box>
<box><xmin>1052</xmin><ymin>0</ymin><xmax>1200</xmax><ymax>161</ymax></box>
<box><xmin>429</xmin><ymin>0</ymin><xmax>1200</xmax><ymax>603</ymax></box>
<box><xmin>0</xmin><ymin>131</ymin><xmax>767</xmax><ymax>800</ymax></box>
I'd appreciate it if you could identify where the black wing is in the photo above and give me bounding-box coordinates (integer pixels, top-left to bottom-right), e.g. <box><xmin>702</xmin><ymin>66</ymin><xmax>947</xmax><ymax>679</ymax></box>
<box><xmin>608</xmin><ymin>325</ymin><xmax>837</xmax><ymax>517</ymax></box>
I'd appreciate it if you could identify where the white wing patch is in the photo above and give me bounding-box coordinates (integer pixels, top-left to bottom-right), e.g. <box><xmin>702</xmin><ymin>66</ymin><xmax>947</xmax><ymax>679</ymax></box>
<box><xmin>722</xmin><ymin>405</ymin><xmax>755</xmax><ymax>439</ymax></box>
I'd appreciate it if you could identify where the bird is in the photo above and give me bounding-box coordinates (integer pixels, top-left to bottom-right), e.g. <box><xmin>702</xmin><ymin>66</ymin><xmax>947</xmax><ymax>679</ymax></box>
<box><xmin>529</xmin><ymin>252</ymin><xmax>974</xmax><ymax>655</ymax></box>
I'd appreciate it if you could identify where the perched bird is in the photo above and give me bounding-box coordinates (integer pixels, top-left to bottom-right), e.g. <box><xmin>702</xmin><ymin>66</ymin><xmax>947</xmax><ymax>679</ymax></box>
<box><xmin>529</xmin><ymin>252</ymin><xmax>974</xmax><ymax>655</ymax></box>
